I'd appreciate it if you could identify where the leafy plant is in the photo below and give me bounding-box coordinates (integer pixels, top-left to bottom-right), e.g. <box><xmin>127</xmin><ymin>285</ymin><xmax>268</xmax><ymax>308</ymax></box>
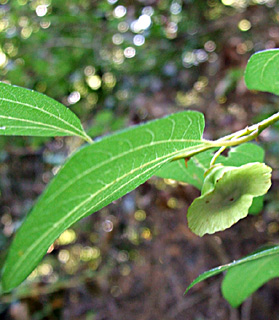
<box><xmin>1</xmin><ymin>49</ymin><xmax>279</xmax><ymax>308</ymax></box>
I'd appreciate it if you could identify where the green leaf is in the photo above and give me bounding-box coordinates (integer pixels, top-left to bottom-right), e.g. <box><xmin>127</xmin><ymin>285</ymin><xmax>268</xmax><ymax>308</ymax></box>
<box><xmin>187</xmin><ymin>163</ymin><xmax>272</xmax><ymax>236</ymax></box>
<box><xmin>1</xmin><ymin>111</ymin><xmax>208</xmax><ymax>292</ymax></box>
<box><xmin>245</xmin><ymin>49</ymin><xmax>279</xmax><ymax>95</ymax></box>
<box><xmin>155</xmin><ymin>143</ymin><xmax>264</xmax><ymax>187</ymax></box>
<box><xmin>222</xmin><ymin>246</ymin><xmax>279</xmax><ymax>308</ymax></box>
<box><xmin>248</xmin><ymin>195</ymin><xmax>264</xmax><ymax>215</ymax></box>
<box><xmin>0</xmin><ymin>82</ymin><xmax>91</xmax><ymax>141</ymax></box>
<box><xmin>185</xmin><ymin>245</ymin><xmax>279</xmax><ymax>294</ymax></box>
<box><xmin>156</xmin><ymin>143</ymin><xmax>266</xmax><ymax>215</ymax></box>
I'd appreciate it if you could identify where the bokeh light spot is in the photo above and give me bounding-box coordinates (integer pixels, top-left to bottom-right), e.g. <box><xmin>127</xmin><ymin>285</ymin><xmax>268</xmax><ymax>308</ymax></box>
<box><xmin>238</xmin><ymin>19</ymin><xmax>251</xmax><ymax>31</ymax></box>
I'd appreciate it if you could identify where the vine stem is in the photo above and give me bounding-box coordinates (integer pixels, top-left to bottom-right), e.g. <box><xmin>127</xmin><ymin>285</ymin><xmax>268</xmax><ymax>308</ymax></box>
<box><xmin>173</xmin><ymin>111</ymin><xmax>279</xmax><ymax>161</ymax></box>
<box><xmin>210</xmin><ymin>146</ymin><xmax>226</xmax><ymax>167</ymax></box>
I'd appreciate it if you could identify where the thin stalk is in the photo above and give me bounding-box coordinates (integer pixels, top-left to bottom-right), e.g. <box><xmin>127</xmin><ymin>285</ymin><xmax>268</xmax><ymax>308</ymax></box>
<box><xmin>216</xmin><ymin>111</ymin><xmax>279</xmax><ymax>143</ymax></box>
<box><xmin>173</xmin><ymin>111</ymin><xmax>279</xmax><ymax>161</ymax></box>
<box><xmin>210</xmin><ymin>146</ymin><xmax>226</xmax><ymax>167</ymax></box>
<box><xmin>82</xmin><ymin>132</ymin><xmax>94</xmax><ymax>144</ymax></box>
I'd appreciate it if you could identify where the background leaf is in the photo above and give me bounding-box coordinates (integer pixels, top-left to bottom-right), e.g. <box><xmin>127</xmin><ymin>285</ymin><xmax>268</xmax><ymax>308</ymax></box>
<box><xmin>155</xmin><ymin>143</ymin><xmax>265</xmax><ymax>215</ymax></box>
<box><xmin>0</xmin><ymin>82</ymin><xmax>90</xmax><ymax>141</ymax></box>
<box><xmin>221</xmin><ymin>246</ymin><xmax>279</xmax><ymax>308</ymax></box>
<box><xmin>1</xmin><ymin>111</ymin><xmax>207</xmax><ymax>292</ymax></box>
<box><xmin>245</xmin><ymin>49</ymin><xmax>279</xmax><ymax>95</ymax></box>
<box><xmin>185</xmin><ymin>245</ymin><xmax>279</xmax><ymax>293</ymax></box>
<box><xmin>155</xmin><ymin>143</ymin><xmax>264</xmax><ymax>187</ymax></box>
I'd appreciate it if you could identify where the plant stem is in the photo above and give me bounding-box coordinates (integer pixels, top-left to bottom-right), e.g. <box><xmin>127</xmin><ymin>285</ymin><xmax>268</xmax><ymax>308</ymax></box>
<box><xmin>210</xmin><ymin>146</ymin><xmax>226</xmax><ymax>167</ymax></box>
<box><xmin>217</xmin><ymin>111</ymin><xmax>279</xmax><ymax>143</ymax></box>
<box><xmin>82</xmin><ymin>132</ymin><xmax>94</xmax><ymax>144</ymax></box>
<box><xmin>173</xmin><ymin>111</ymin><xmax>279</xmax><ymax>161</ymax></box>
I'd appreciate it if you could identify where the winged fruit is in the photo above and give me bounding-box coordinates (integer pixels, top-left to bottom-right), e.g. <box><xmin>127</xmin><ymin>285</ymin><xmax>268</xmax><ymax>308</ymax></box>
<box><xmin>187</xmin><ymin>163</ymin><xmax>272</xmax><ymax>236</ymax></box>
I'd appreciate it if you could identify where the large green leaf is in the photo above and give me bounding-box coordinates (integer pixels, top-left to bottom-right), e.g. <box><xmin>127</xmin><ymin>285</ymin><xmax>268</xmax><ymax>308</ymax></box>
<box><xmin>222</xmin><ymin>246</ymin><xmax>279</xmax><ymax>307</ymax></box>
<box><xmin>0</xmin><ymin>82</ymin><xmax>90</xmax><ymax>141</ymax></box>
<box><xmin>185</xmin><ymin>245</ymin><xmax>279</xmax><ymax>293</ymax></box>
<box><xmin>245</xmin><ymin>49</ymin><xmax>279</xmax><ymax>95</ymax></box>
<box><xmin>1</xmin><ymin>111</ymin><xmax>209</xmax><ymax>292</ymax></box>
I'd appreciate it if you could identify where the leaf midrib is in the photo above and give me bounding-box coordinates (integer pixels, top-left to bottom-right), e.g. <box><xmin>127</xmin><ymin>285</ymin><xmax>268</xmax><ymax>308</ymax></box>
<box><xmin>260</xmin><ymin>52</ymin><xmax>279</xmax><ymax>86</ymax></box>
<box><xmin>46</xmin><ymin>139</ymin><xmax>208</xmax><ymax>204</ymax></box>
<box><xmin>0</xmin><ymin>115</ymin><xmax>82</xmax><ymax>136</ymax></box>
<box><xmin>0</xmin><ymin>97</ymin><xmax>85</xmax><ymax>137</ymax></box>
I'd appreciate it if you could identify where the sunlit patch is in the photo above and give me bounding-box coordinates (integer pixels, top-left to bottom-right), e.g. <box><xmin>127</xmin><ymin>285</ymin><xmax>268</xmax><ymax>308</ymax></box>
<box><xmin>116</xmin><ymin>89</ymin><xmax>128</xmax><ymax>100</ymax></box>
<box><xmin>204</xmin><ymin>40</ymin><xmax>216</xmax><ymax>52</ymax></box>
<box><xmin>0</xmin><ymin>51</ymin><xmax>8</xmax><ymax>68</ymax></box>
<box><xmin>21</xmin><ymin>26</ymin><xmax>33</xmax><ymax>39</ymax></box>
<box><xmin>102</xmin><ymin>219</ymin><xmax>113</xmax><ymax>232</ymax></box>
<box><xmin>40</xmin><ymin>20</ymin><xmax>51</xmax><ymax>29</ymax></box>
<box><xmin>182</xmin><ymin>49</ymin><xmax>208</xmax><ymax>68</ymax></box>
<box><xmin>117</xmin><ymin>250</ymin><xmax>129</xmax><ymax>262</ymax></box>
<box><xmin>58</xmin><ymin>249</ymin><xmax>70</xmax><ymax>263</ymax></box>
<box><xmin>238</xmin><ymin>19</ymin><xmax>251</xmax><ymax>31</ymax></box>
<box><xmin>134</xmin><ymin>210</ymin><xmax>146</xmax><ymax>221</ymax></box>
<box><xmin>112</xmin><ymin>48</ymin><xmax>124</xmax><ymax>64</ymax></box>
<box><xmin>124</xmin><ymin>47</ymin><xmax>136</xmax><ymax>58</ymax></box>
<box><xmin>112</xmin><ymin>33</ymin><xmax>123</xmax><ymax>45</ymax></box>
<box><xmin>131</xmin><ymin>14</ymin><xmax>151</xmax><ymax>33</ymax></box>
<box><xmin>18</xmin><ymin>16</ymin><xmax>29</xmax><ymax>27</ymax></box>
<box><xmin>67</xmin><ymin>91</ymin><xmax>81</xmax><ymax>104</ymax></box>
<box><xmin>170</xmin><ymin>2</ymin><xmax>182</xmax><ymax>15</ymax></box>
<box><xmin>141</xmin><ymin>227</ymin><xmax>152</xmax><ymax>240</ymax></box>
<box><xmin>127</xmin><ymin>226</ymin><xmax>139</xmax><ymax>244</ymax></box>
<box><xmin>84</xmin><ymin>65</ymin><xmax>95</xmax><ymax>76</ymax></box>
<box><xmin>0</xmin><ymin>19</ymin><xmax>9</xmax><ymax>33</ymax></box>
<box><xmin>221</xmin><ymin>0</ymin><xmax>235</xmax><ymax>5</ymax></box>
<box><xmin>142</xmin><ymin>6</ymin><xmax>154</xmax><ymax>16</ymax></box>
<box><xmin>164</xmin><ymin>179</ymin><xmax>178</xmax><ymax>186</ymax></box>
<box><xmin>102</xmin><ymin>72</ymin><xmax>116</xmax><ymax>88</ymax></box>
<box><xmin>80</xmin><ymin>246</ymin><xmax>100</xmax><ymax>261</ymax></box>
<box><xmin>113</xmin><ymin>5</ymin><xmax>127</xmax><ymax>18</ymax></box>
<box><xmin>57</xmin><ymin>229</ymin><xmax>77</xmax><ymax>245</ymax></box>
<box><xmin>167</xmin><ymin>197</ymin><xmax>177</xmax><ymax>209</ymax></box>
<box><xmin>120</xmin><ymin>264</ymin><xmax>131</xmax><ymax>276</ymax></box>
<box><xmin>38</xmin><ymin>263</ymin><xmax>53</xmax><ymax>276</ymax></box>
<box><xmin>118</xmin><ymin>21</ymin><xmax>129</xmax><ymax>33</ymax></box>
<box><xmin>86</xmin><ymin>75</ymin><xmax>102</xmax><ymax>90</ymax></box>
<box><xmin>133</xmin><ymin>34</ymin><xmax>145</xmax><ymax>46</ymax></box>
<box><xmin>36</xmin><ymin>5</ymin><xmax>48</xmax><ymax>17</ymax></box>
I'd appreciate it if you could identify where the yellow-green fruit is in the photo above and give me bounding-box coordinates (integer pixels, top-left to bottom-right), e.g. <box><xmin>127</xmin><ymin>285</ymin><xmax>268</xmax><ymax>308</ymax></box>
<box><xmin>187</xmin><ymin>162</ymin><xmax>272</xmax><ymax>237</ymax></box>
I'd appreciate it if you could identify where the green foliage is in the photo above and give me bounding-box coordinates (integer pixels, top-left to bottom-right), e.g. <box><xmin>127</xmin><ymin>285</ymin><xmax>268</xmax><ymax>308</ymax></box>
<box><xmin>245</xmin><ymin>49</ymin><xmax>279</xmax><ymax>95</ymax></box>
<box><xmin>156</xmin><ymin>143</ymin><xmax>265</xmax><ymax>189</ymax></box>
<box><xmin>1</xmin><ymin>111</ymin><xmax>206</xmax><ymax>292</ymax></box>
<box><xmin>156</xmin><ymin>143</ymin><xmax>266</xmax><ymax>215</ymax></box>
<box><xmin>185</xmin><ymin>245</ymin><xmax>279</xmax><ymax>294</ymax></box>
<box><xmin>1</xmin><ymin>45</ymin><xmax>279</xmax><ymax>311</ymax></box>
<box><xmin>0</xmin><ymin>82</ymin><xmax>90</xmax><ymax>141</ymax></box>
<box><xmin>185</xmin><ymin>48</ymin><xmax>279</xmax><ymax>306</ymax></box>
<box><xmin>187</xmin><ymin>163</ymin><xmax>272</xmax><ymax>236</ymax></box>
<box><xmin>221</xmin><ymin>246</ymin><xmax>279</xmax><ymax>307</ymax></box>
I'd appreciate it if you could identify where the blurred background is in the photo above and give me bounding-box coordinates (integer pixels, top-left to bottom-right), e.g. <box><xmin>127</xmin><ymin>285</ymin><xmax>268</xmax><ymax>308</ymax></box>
<box><xmin>1</xmin><ymin>0</ymin><xmax>279</xmax><ymax>319</ymax></box>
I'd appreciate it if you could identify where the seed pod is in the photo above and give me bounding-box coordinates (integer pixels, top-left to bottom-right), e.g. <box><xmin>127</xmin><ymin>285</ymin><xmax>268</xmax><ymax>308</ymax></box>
<box><xmin>187</xmin><ymin>162</ymin><xmax>272</xmax><ymax>237</ymax></box>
